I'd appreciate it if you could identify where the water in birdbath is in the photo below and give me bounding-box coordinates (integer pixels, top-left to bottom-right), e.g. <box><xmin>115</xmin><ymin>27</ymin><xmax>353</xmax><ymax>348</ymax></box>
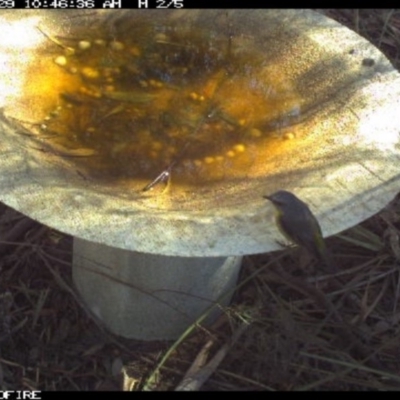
<box><xmin>7</xmin><ymin>15</ymin><xmax>303</xmax><ymax>194</ymax></box>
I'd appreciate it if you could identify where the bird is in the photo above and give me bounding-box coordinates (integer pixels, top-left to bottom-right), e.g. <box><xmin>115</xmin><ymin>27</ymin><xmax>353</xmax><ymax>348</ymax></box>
<box><xmin>263</xmin><ymin>190</ymin><xmax>335</xmax><ymax>271</ymax></box>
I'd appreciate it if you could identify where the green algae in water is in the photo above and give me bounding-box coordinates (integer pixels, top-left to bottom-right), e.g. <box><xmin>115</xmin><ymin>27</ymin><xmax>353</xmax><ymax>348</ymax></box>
<box><xmin>35</xmin><ymin>19</ymin><xmax>303</xmax><ymax>189</ymax></box>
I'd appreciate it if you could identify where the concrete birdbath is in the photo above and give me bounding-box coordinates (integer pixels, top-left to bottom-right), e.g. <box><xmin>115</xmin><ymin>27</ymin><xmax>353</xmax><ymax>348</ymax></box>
<box><xmin>1</xmin><ymin>10</ymin><xmax>400</xmax><ymax>340</ymax></box>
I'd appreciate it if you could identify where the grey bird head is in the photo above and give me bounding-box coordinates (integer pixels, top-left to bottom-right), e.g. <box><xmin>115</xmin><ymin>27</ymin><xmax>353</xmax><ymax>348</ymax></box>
<box><xmin>263</xmin><ymin>190</ymin><xmax>300</xmax><ymax>207</ymax></box>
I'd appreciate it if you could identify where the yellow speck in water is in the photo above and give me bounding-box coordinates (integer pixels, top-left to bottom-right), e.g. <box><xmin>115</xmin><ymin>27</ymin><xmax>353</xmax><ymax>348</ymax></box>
<box><xmin>94</xmin><ymin>39</ymin><xmax>106</xmax><ymax>46</ymax></box>
<box><xmin>226</xmin><ymin>150</ymin><xmax>236</xmax><ymax>158</ymax></box>
<box><xmin>78</xmin><ymin>40</ymin><xmax>91</xmax><ymax>50</ymax></box>
<box><xmin>284</xmin><ymin>132</ymin><xmax>295</xmax><ymax>140</ymax></box>
<box><xmin>155</xmin><ymin>33</ymin><xmax>168</xmax><ymax>42</ymax></box>
<box><xmin>149</xmin><ymin>79</ymin><xmax>162</xmax><ymax>88</ymax></box>
<box><xmin>189</xmin><ymin>92</ymin><xmax>198</xmax><ymax>101</ymax></box>
<box><xmin>204</xmin><ymin>156</ymin><xmax>215</xmax><ymax>164</ymax></box>
<box><xmin>81</xmin><ymin>67</ymin><xmax>100</xmax><ymax>80</ymax></box>
<box><xmin>233</xmin><ymin>144</ymin><xmax>246</xmax><ymax>153</ymax></box>
<box><xmin>54</xmin><ymin>56</ymin><xmax>67</xmax><ymax>66</ymax></box>
<box><xmin>110</xmin><ymin>41</ymin><xmax>124</xmax><ymax>51</ymax></box>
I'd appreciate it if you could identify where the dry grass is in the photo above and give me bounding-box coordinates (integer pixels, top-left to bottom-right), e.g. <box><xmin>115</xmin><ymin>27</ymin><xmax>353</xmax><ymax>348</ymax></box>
<box><xmin>1</xmin><ymin>9</ymin><xmax>400</xmax><ymax>391</ymax></box>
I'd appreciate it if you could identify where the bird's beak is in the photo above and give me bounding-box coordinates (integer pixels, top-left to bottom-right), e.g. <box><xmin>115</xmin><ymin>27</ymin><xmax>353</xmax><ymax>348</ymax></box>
<box><xmin>263</xmin><ymin>195</ymin><xmax>271</xmax><ymax>200</ymax></box>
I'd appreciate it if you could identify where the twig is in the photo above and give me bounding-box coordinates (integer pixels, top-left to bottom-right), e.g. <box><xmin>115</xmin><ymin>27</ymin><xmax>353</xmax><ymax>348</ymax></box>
<box><xmin>0</xmin><ymin>218</ymin><xmax>37</xmax><ymax>256</ymax></box>
<box><xmin>175</xmin><ymin>323</ymin><xmax>249</xmax><ymax>391</ymax></box>
<box><xmin>270</xmin><ymin>264</ymin><xmax>385</xmax><ymax>370</ymax></box>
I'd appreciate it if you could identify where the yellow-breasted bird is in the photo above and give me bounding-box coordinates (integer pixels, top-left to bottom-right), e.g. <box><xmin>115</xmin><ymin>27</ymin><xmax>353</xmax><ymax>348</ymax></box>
<box><xmin>263</xmin><ymin>190</ymin><xmax>335</xmax><ymax>271</ymax></box>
